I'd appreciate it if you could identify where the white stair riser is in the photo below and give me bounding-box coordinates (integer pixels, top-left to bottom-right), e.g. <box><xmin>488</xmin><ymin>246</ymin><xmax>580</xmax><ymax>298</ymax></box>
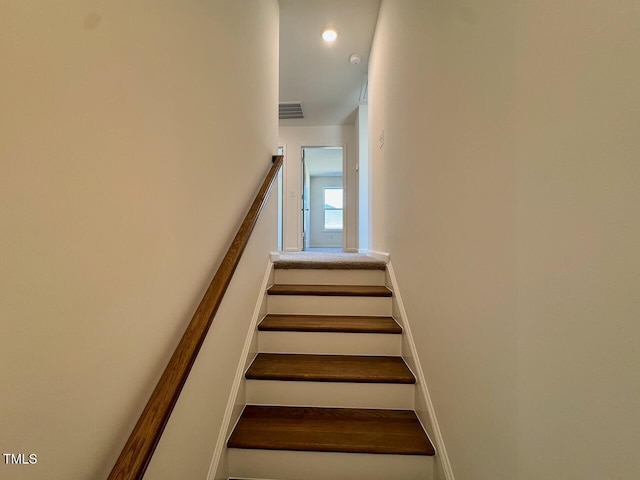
<box><xmin>246</xmin><ymin>380</ymin><xmax>415</xmax><ymax>410</ymax></box>
<box><xmin>258</xmin><ymin>331</ymin><xmax>402</xmax><ymax>355</ymax></box>
<box><xmin>267</xmin><ymin>295</ymin><xmax>392</xmax><ymax>316</ymax></box>
<box><xmin>227</xmin><ymin>449</ymin><xmax>433</xmax><ymax>480</ymax></box>
<box><xmin>274</xmin><ymin>268</ymin><xmax>386</xmax><ymax>286</ymax></box>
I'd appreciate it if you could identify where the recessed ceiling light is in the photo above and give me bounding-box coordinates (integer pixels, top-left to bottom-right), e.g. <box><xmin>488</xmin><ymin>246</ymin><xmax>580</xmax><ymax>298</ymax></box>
<box><xmin>322</xmin><ymin>28</ymin><xmax>338</xmax><ymax>43</ymax></box>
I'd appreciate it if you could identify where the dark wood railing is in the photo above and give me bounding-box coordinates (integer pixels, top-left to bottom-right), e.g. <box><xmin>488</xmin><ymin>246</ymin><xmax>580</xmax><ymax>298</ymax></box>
<box><xmin>107</xmin><ymin>155</ymin><xmax>284</xmax><ymax>480</ymax></box>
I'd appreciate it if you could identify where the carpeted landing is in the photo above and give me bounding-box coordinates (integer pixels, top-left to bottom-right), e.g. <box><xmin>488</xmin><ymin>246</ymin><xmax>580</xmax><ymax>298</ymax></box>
<box><xmin>273</xmin><ymin>251</ymin><xmax>387</xmax><ymax>270</ymax></box>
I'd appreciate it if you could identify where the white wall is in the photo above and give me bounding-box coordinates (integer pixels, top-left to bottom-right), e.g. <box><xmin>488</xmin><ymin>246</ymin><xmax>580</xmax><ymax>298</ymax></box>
<box><xmin>279</xmin><ymin>126</ymin><xmax>358</xmax><ymax>251</ymax></box>
<box><xmin>309</xmin><ymin>176</ymin><xmax>343</xmax><ymax>247</ymax></box>
<box><xmin>0</xmin><ymin>1</ymin><xmax>279</xmax><ymax>479</ymax></box>
<box><xmin>356</xmin><ymin>104</ymin><xmax>370</xmax><ymax>251</ymax></box>
<box><xmin>369</xmin><ymin>1</ymin><xmax>639</xmax><ymax>479</ymax></box>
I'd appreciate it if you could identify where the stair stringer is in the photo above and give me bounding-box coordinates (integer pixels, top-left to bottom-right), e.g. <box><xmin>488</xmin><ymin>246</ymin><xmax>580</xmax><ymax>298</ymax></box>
<box><xmin>386</xmin><ymin>260</ymin><xmax>455</xmax><ymax>480</ymax></box>
<box><xmin>205</xmin><ymin>259</ymin><xmax>274</xmax><ymax>480</ymax></box>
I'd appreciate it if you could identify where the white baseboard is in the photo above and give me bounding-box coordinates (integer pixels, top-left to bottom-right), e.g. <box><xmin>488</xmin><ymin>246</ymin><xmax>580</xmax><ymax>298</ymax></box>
<box><xmin>358</xmin><ymin>249</ymin><xmax>390</xmax><ymax>263</ymax></box>
<box><xmin>386</xmin><ymin>261</ymin><xmax>455</xmax><ymax>480</ymax></box>
<box><xmin>205</xmin><ymin>260</ymin><xmax>274</xmax><ymax>480</ymax></box>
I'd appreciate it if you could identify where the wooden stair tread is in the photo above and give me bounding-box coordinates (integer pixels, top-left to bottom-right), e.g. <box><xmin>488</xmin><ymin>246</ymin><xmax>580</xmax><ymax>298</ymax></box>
<box><xmin>246</xmin><ymin>353</ymin><xmax>415</xmax><ymax>384</ymax></box>
<box><xmin>227</xmin><ymin>405</ymin><xmax>435</xmax><ymax>456</ymax></box>
<box><xmin>259</xmin><ymin>314</ymin><xmax>402</xmax><ymax>334</ymax></box>
<box><xmin>267</xmin><ymin>284</ymin><xmax>392</xmax><ymax>297</ymax></box>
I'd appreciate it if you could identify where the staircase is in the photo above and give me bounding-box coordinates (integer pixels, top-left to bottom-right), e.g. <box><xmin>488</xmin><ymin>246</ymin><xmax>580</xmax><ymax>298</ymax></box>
<box><xmin>226</xmin><ymin>255</ymin><xmax>435</xmax><ymax>480</ymax></box>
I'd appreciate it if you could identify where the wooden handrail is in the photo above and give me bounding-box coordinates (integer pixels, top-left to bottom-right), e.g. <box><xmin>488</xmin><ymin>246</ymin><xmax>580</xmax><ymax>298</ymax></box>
<box><xmin>107</xmin><ymin>155</ymin><xmax>284</xmax><ymax>480</ymax></box>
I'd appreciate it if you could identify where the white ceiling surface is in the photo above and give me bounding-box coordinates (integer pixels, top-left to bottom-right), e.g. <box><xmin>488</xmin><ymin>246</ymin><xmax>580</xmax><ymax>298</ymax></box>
<box><xmin>279</xmin><ymin>0</ymin><xmax>381</xmax><ymax>126</ymax></box>
<box><xmin>305</xmin><ymin>147</ymin><xmax>343</xmax><ymax>177</ymax></box>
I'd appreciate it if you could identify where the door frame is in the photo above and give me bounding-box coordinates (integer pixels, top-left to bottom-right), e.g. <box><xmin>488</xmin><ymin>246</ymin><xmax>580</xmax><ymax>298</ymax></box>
<box><xmin>300</xmin><ymin>145</ymin><xmax>346</xmax><ymax>251</ymax></box>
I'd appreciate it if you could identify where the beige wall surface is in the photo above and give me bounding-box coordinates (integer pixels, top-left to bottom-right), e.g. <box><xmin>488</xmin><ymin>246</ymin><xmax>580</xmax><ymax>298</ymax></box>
<box><xmin>279</xmin><ymin>126</ymin><xmax>358</xmax><ymax>252</ymax></box>
<box><xmin>513</xmin><ymin>2</ymin><xmax>639</xmax><ymax>479</ymax></box>
<box><xmin>0</xmin><ymin>1</ymin><xmax>279</xmax><ymax>479</ymax></box>
<box><xmin>369</xmin><ymin>1</ymin><xmax>639</xmax><ymax>479</ymax></box>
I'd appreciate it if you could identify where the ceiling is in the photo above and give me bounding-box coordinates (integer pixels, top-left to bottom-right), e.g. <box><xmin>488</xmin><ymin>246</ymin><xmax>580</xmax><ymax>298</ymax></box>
<box><xmin>279</xmin><ymin>0</ymin><xmax>381</xmax><ymax>126</ymax></box>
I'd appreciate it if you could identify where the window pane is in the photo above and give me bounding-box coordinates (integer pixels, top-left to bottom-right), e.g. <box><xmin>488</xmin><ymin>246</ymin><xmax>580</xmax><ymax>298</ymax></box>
<box><xmin>325</xmin><ymin>209</ymin><xmax>343</xmax><ymax>230</ymax></box>
<box><xmin>324</xmin><ymin>188</ymin><xmax>343</xmax><ymax>209</ymax></box>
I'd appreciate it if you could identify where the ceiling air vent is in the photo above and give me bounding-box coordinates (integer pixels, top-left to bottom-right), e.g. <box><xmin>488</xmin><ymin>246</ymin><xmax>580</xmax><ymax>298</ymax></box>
<box><xmin>279</xmin><ymin>102</ymin><xmax>304</xmax><ymax>120</ymax></box>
